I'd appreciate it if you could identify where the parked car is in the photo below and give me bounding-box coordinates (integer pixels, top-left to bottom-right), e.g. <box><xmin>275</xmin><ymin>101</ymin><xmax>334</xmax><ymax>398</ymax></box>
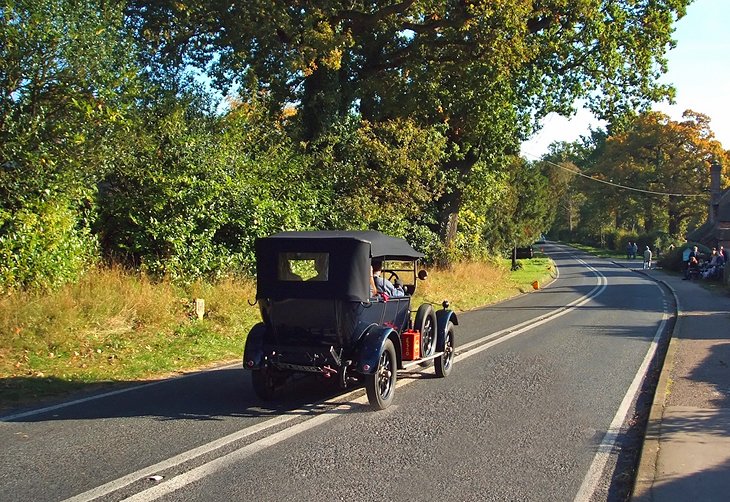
<box><xmin>243</xmin><ymin>230</ymin><xmax>457</xmax><ymax>410</ymax></box>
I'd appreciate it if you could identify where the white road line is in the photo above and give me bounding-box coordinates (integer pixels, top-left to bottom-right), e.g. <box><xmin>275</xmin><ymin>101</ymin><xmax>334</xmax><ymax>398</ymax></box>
<box><xmin>573</xmin><ymin>280</ymin><xmax>669</xmax><ymax>502</ymax></box>
<box><xmin>62</xmin><ymin>412</ymin><xmax>302</xmax><ymax>502</ymax></box>
<box><xmin>459</xmin><ymin>256</ymin><xmax>603</xmax><ymax>353</ymax></box>
<box><xmin>100</xmin><ymin>258</ymin><xmax>610</xmax><ymax>502</ymax></box>
<box><xmin>73</xmin><ymin>368</ymin><xmax>429</xmax><ymax>502</ymax></box>
<box><xmin>122</xmin><ymin>401</ymin><xmax>356</xmax><ymax>502</ymax></box>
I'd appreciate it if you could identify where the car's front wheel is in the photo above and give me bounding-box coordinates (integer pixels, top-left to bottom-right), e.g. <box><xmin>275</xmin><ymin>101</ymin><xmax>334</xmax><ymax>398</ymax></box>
<box><xmin>365</xmin><ymin>339</ymin><xmax>397</xmax><ymax>410</ymax></box>
<box><xmin>435</xmin><ymin>321</ymin><xmax>455</xmax><ymax>378</ymax></box>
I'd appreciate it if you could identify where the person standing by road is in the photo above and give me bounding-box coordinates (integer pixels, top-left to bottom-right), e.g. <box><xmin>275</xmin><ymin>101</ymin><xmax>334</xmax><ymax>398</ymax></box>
<box><xmin>683</xmin><ymin>245</ymin><xmax>699</xmax><ymax>279</ymax></box>
<box><xmin>643</xmin><ymin>246</ymin><xmax>653</xmax><ymax>270</ymax></box>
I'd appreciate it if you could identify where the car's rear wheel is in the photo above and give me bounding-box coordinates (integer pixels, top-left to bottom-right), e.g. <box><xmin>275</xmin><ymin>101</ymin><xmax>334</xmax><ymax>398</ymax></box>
<box><xmin>365</xmin><ymin>339</ymin><xmax>397</xmax><ymax>410</ymax></box>
<box><xmin>415</xmin><ymin>304</ymin><xmax>437</xmax><ymax>364</ymax></box>
<box><xmin>435</xmin><ymin>321</ymin><xmax>455</xmax><ymax>378</ymax></box>
<box><xmin>251</xmin><ymin>366</ymin><xmax>279</xmax><ymax>401</ymax></box>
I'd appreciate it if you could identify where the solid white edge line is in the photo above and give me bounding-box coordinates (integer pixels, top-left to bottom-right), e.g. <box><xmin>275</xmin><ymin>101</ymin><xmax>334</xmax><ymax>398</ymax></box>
<box><xmin>573</xmin><ymin>281</ymin><xmax>669</xmax><ymax>502</ymax></box>
<box><xmin>459</xmin><ymin>256</ymin><xmax>603</xmax><ymax>352</ymax></box>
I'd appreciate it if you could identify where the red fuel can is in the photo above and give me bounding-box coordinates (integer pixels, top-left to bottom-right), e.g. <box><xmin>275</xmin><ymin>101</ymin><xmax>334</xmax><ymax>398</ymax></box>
<box><xmin>401</xmin><ymin>329</ymin><xmax>421</xmax><ymax>360</ymax></box>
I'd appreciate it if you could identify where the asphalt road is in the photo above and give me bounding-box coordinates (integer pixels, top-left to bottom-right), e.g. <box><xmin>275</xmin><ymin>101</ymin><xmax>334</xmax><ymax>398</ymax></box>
<box><xmin>0</xmin><ymin>243</ymin><xmax>674</xmax><ymax>502</ymax></box>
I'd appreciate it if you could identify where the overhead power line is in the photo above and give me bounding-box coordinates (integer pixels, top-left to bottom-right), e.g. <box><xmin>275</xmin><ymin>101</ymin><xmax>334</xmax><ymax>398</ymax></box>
<box><xmin>522</xmin><ymin>151</ymin><xmax>707</xmax><ymax>198</ymax></box>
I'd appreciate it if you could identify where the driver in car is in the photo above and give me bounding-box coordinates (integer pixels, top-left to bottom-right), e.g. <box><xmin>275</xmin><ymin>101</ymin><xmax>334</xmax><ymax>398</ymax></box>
<box><xmin>372</xmin><ymin>260</ymin><xmax>405</xmax><ymax>298</ymax></box>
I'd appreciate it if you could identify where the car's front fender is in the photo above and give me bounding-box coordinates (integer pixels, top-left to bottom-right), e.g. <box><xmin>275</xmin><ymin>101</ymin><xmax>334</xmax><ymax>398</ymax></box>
<box><xmin>243</xmin><ymin>322</ymin><xmax>268</xmax><ymax>369</ymax></box>
<box><xmin>356</xmin><ymin>326</ymin><xmax>402</xmax><ymax>374</ymax></box>
<box><xmin>435</xmin><ymin>310</ymin><xmax>458</xmax><ymax>352</ymax></box>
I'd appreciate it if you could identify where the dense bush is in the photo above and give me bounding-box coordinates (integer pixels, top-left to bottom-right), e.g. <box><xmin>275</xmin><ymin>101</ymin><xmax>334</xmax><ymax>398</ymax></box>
<box><xmin>0</xmin><ymin>0</ymin><xmax>135</xmax><ymax>291</ymax></box>
<box><xmin>96</xmin><ymin>97</ymin><xmax>327</xmax><ymax>281</ymax></box>
<box><xmin>0</xmin><ymin>199</ymin><xmax>97</xmax><ymax>292</ymax></box>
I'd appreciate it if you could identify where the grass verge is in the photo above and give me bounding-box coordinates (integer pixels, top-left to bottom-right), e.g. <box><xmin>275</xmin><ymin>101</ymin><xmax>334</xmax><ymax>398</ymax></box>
<box><xmin>1</xmin><ymin>258</ymin><xmax>555</xmax><ymax>411</ymax></box>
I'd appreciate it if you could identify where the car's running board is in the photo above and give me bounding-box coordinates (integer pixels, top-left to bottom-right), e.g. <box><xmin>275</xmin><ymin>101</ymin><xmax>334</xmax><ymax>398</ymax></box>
<box><xmin>401</xmin><ymin>351</ymin><xmax>444</xmax><ymax>370</ymax></box>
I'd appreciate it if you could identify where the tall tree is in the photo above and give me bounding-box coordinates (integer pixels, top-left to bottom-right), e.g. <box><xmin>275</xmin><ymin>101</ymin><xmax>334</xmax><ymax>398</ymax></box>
<box><xmin>1</xmin><ymin>0</ymin><xmax>138</xmax><ymax>202</ymax></box>
<box><xmin>128</xmin><ymin>0</ymin><xmax>691</xmax><ymax>258</ymax></box>
<box><xmin>592</xmin><ymin>111</ymin><xmax>728</xmax><ymax>237</ymax></box>
<box><xmin>0</xmin><ymin>0</ymin><xmax>139</xmax><ymax>290</ymax></box>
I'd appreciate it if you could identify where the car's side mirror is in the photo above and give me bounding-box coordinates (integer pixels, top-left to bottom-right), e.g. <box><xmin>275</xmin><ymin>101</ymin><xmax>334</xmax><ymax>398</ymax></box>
<box><xmin>417</xmin><ymin>269</ymin><xmax>428</xmax><ymax>280</ymax></box>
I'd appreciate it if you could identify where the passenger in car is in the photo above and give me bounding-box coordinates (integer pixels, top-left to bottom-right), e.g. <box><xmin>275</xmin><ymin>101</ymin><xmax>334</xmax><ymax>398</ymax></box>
<box><xmin>369</xmin><ymin>266</ymin><xmax>378</xmax><ymax>298</ymax></box>
<box><xmin>372</xmin><ymin>260</ymin><xmax>405</xmax><ymax>298</ymax></box>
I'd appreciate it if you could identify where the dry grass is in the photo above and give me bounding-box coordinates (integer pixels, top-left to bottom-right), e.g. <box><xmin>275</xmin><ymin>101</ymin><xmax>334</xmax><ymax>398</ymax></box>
<box><xmin>415</xmin><ymin>257</ymin><xmax>555</xmax><ymax>312</ymax></box>
<box><xmin>0</xmin><ymin>258</ymin><xmax>553</xmax><ymax>409</ymax></box>
<box><xmin>1</xmin><ymin>267</ymin><xmax>178</xmax><ymax>379</ymax></box>
<box><xmin>414</xmin><ymin>260</ymin><xmax>513</xmax><ymax>311</ymax></box>
<box><xmin>187</xmin><ymin>277</ymin><xmax>257</xmax><ymax>337</ymax></box>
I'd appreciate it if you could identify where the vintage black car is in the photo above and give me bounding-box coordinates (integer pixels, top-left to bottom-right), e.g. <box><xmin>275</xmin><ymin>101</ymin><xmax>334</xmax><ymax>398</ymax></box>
<box><xmin>243</xmin><ymin>230</ymin><xmax>457</xmax><ymax>410</ymax></box>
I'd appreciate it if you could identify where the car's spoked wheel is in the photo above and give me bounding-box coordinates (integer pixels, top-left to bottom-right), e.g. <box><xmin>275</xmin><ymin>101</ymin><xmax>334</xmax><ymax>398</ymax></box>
<box><xmin>251</xmin><ymin>366</ymin><xmax>278</xmax><ymax>401</ymax></box>
<box><xmin>415</xmin><ymin>304</ymin><xmax>437</xmax><ymax>365</ymax></box>
<box><xmin>435</xmin><ymin>322</ymin><xmax>455</xmax><ymax>378</ymax></box>
<box><xmin>365</xmin><ymin>339</ymin><xmax>397</xmax><ymax>410</ymax></box>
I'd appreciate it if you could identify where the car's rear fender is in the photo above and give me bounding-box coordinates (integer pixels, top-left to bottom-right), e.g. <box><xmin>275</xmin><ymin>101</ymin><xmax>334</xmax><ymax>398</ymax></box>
<box><xmin>351</xmin><ymin>321</ymin><xmax>378</xmax><ymax>345</ymax></box>
<box><xmin>356</xmin><ymin>326</ymin><xmax>403</xmax><ymax>374</ymax></box>
<box><xmin>243</xmin><ymin>322</ymin><xmax>268</xmax><ymax>369</ymax></box>
<box><xmin>435</xmin><ymin>310</ymin><xmax>458</xmax><ymax>351</ymax></box>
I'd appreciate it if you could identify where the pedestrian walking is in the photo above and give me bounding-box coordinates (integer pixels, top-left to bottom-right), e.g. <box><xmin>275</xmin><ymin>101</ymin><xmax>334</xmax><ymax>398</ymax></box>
<box><xmin>643</xmin><ymin>246</ymin><xmax>652</xmax><ymax>269</ymax></box>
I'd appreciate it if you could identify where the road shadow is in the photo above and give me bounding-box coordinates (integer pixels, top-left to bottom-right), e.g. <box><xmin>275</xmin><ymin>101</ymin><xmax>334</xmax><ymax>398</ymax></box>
<box><xmin>1</xmin><ymin>367</ymin><xmax>372</xmax><ymax>423</ymax></box>
<box><xmin>649</xmin><ymin>457</ymin><xmax>730</xmax><ymax>500</ymax></box>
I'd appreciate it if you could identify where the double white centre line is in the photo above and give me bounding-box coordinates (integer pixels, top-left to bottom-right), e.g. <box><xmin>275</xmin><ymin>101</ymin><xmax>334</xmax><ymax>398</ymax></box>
<box><xmin>68</xmin><ymin>257</ymin><xmax>610</xmax><ymax>502</ymax></box>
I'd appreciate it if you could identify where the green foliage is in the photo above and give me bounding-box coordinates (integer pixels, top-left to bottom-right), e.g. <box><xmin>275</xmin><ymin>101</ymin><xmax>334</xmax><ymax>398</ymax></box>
<box><xmin>129</xmin><ymin>0</ymin><xmax>690</xmax><ymax>265</ymax></box>
<box><xmin>546</xmin><ymin>111</ymin><xmax>729</xmax><ymax>247</ymax></box>
<box><xmin>460</xmin><ymin>158</ymin><xmax>553</xmax><ymax>256</ymax></box>
<box><xmin>0</xmin><ymin>199</ymin><xmax>97</xmax><ymax>292</ymax></box>
<box><xmin>310</xmin><ymin>116</ymin><xmax>449</xmax><ymax>260</ymax></box>
<box><xmin>1</xmin><ymin>0</ymin><xmax>138</xmax><ymax>291</ymax></box>
<box><xmin>590</xmin><ymin>111</ymin><xmax>727</xmax><ymax>235</ymax></box>
<box><xmin>0</xmin><ymin>0</ymin><xmax>696</xmax><ymax>288</ymax></box>
<box><xmin>538</xmin><ymin>156</ymin><xmax>586</xmax><ymax>235</ymax></box>
<box><xmin>97</xmin><ymin>93</ymin><xmax>326</xmax><ymax>281</ymax></box>
<box><xmin>615</xmin><ymin>231</ymin><xmax>676</xmax><ymax>256</ymax></box>
<box><xmin>1</xmin><ymin>0</ymin><xmax>138</xmax><ymax>199</ymax></box>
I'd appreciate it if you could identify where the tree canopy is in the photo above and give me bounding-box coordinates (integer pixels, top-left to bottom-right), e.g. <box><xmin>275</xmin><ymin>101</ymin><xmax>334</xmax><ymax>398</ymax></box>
<box><xmin>128</xmin><ymin>0</ymin><xmax>690</xmax><ymax>251</ymax></box>
<box><xmin>545</xmin><ymin>110</ymin><xmax>730</xmax><ymax>249</ymax></box>
<box><xmin>1</xmin><ymin>0</ymin><xmax>701</xmax><ymax>291</ymax></box>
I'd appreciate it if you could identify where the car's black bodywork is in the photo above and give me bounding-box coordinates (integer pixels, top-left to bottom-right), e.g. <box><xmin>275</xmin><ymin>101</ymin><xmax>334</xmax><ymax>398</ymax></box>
<box><xmin>243</xmin><ymin>230</ymin><xmax>457</xmax><ymax>410</ymax></box>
